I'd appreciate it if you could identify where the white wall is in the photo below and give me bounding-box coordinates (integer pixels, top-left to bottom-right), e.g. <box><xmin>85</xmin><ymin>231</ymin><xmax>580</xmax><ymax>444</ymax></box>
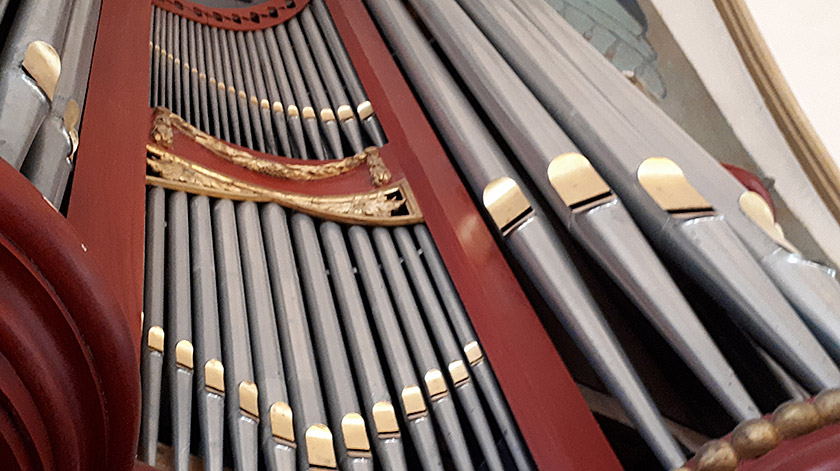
<box><xmin>744</xmin><ymin>0</ymin><xmax>840</xmax><ymax>169</ymax></box>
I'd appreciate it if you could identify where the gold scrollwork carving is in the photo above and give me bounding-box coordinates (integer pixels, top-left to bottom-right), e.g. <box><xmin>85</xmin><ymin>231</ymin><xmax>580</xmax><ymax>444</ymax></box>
<box><xmin>146</xmin><ymin>144</ymin><xmax>422</xmax><ymax>226</ymax></box>
<box><xmin>151</xmin><ymin>106</ymin><xmax>391</xmax><ymax>187</ymax></box>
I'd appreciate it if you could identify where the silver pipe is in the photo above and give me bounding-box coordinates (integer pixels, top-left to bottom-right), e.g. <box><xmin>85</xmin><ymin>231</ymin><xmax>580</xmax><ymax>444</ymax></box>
<box><xmin>187</xmin><ymin>20</ymin><xmax>201</xmax><ymax>131</ymax></box>
<box><xmin>260</xmin><ymin>28</ymin><xmax>307</xmax><ymax>159</ymax></box>
<box><xmin>273</xmin><ymin>23</ymin><xmax>326</xmax><ymax>160</ymax></box>
<box><xmin>236</xmin><ymin>202</ymin><xmax>296</xmax><ymax>471</ymax></box>
<box><xmin>194</xmin><ymin>21</ymin><xmax>211</xmax><ymax>134</ymax></box>
<box><xmin>165</xmin><ymin>191</ymin><xmax>194</xmax><ymax>471</ymax></box>
<box><xmin>362</xmin><ymin>0</ymin><xmax>685</xmax><ymax>467</ymax></box>
<box><xmin>22</xmin><ymin>0</ymin><xmax>102</xmax><ymax>206</ymax></box>
<box><xmin>206</xmin><ymin>24</ymin><xmax>229</xmax><ymax>142</ymax></box>
<box><xmin>392</xmin><ymin>227</ymin><xmax>504</xmax><ymax>471</ymax></box>
<box><xmin>139</xmin><ymin>187</ymin><xmax>166</xmax><ymax>465</ymax></box>
<box><xmin>321</xmin><ymin>222</ymin><xmax>409</xmax><ymax>471</ymax></box>
<box><xmin>429</xmin><ymin>0</ymin><xmax>759</xmax><ymax>422</ymax></box>
<box><xmin>414</xmin><ymin>225</ymin><xmax>535</xmax><ymax>471</ymax></box>
<box><xmin>299</xmin><ymin>6</ymin><xmax>365</xmax><ymax>153</ymax></box>
<box><xmin>234</xmin><ymin>31</ymin><xmax>265</xmax><ymax>152</ymax></box>
<box><xmin>151</xmin><ymin>7</ymin><xmax>161</xmax><ymax>107</ymax></box>
<box><xmin>286</xmin><ymin>16</ymin><xmax>344</xmax><ymax>159</ymax></box>
<box><xmin>215</xmin><ymin>28</ymin><xmax>242</xmax><ymax>145</ymax></box>
<box><xmin>348</xmin><ymin>226</ymin><xmax>446</xmax><ymax>471</ymax></box>
<box><xmin>212</xmin><ymin>199</ymin><xmax>259</xmax><ymax>471</ymax></box>
<box><xmin>309</xmin><ymin>0</ymin><xmax>387</xmax><ymax>147</ymax></box>
<box><xmin>425</xmin><ymin>0</ymin><xmax>838</xmax><ymax>392</ymax></box>
<box><xmin>0</xmin><ymin>0</ymin><xmax>73</xmax><ymax>168</ymax></box>
<box><xmin>188</xmin><ymin>195</ymin><xmax>225</xmax><ymax>471</ymax></box>
<box><xmin>371</xmin><ymin>227</ymin><xmax>476</xmax><ymax>471</ymax></box>
<box><xmin>172</xmin><ymin>14</ymin><xmax>182</xmax><ymax>116</ymax></box>
<box><xmin>179</xmin><ymin>16</ymin><xmax>191</xmax><ymax>123</ymax></box>
<box><xmin>511</xmin><ymin>0</ymin><xmax>840</xmax><ymax>383</ymax></box>
<box><xmin>164</xmin><ymin>11</ymin><xmax>174</xmax><ymax>112</ymax></box>
<box><xmin>260</xmin><ymin>204</ymin><xmax>333</xmax><ymax>471</ymax></box>
<box><xmin>246</xmin><ymin>31</ymin><xmax>289</xmax><ymax>156</ymax></box>
<box><xmin>226</xmin><ymin>30</ymin><xmax>255</xmax><ymax>150</ymax></box>
<box><xmin>292</xmin><ymin>214</ymin><xmax>374</xmax><ymax>471</ymax></box>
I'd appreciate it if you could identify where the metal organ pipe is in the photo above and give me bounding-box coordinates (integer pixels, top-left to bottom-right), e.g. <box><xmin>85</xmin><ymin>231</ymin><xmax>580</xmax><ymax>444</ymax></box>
<box><xmin>401</xmin><ymin>0</ymin><xmax>839</xmax><ymax>393</ymax></box>
<box><xmin>363</xmin><ymin>0</ymin><xmax>684</xmax><ymax>467</ymax></box>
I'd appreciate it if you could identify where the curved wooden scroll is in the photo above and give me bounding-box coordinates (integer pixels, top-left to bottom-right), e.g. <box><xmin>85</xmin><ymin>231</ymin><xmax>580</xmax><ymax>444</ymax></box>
<box><xmin>0</xmin><ymin>159</ymin><xmax>139</xmax><ymax>470</ymax></box>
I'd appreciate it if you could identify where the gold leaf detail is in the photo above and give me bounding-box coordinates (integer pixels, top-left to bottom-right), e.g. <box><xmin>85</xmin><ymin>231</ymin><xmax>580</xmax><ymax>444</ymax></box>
<box><xmin>151</xmin><ymin>107</ymin><xmax>390</xmax><ymax>187</ymax></box>
<box><xmin>146</xmin><ymin>145</ymin><xmax>421</xmax><ymax>226</ymax></box>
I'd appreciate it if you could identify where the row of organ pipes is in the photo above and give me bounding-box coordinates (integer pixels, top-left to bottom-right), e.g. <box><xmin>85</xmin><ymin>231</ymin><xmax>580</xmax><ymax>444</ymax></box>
<box><xmin>141</xmin><ymin>187</ymin><xmax>534</xmax><ymax>471</ymax></box>
<box><xmin>364</xmin><ymin>0</ymin><xmax>840</xmax><ymax>468</ymax></box>
<box><xmin>148</xmin><ymin>1</ymin><xmax>386</xmax><ymax>160</ymax></box>
<box><xmin>133</xmin><ymin>0</ymin><xmax>840</xmax><ymax>469</ymax></box>
<box><xmin>0</xmin><ymin>0</ymin><xmax>102</xmax><ymax>207</ymax></box>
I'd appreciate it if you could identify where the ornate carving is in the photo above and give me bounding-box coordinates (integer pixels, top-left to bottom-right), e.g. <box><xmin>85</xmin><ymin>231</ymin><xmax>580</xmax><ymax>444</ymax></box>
<box><xmin>146</xmin><ymin>144</ymin><xmax>421</xmax><ymax>226</ymax></box>
<box><xmin>151</xmin><ymin>107</ymin><xmax>391</xmax><ymax>186</ymax></box>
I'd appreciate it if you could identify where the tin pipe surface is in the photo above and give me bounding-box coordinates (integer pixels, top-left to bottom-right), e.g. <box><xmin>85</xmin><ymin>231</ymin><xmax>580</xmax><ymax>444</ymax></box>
<box><xmin>321</xmin><ymin>222</ymin><xmax>409</xmax><ymax>471</ymax></box>
<box><xmin>188</xmin><ymin>195</ymin><xmax>225</xmax><ymax>471</ymax></box>
<box><xmin>349</xmin><ymin>226</ymin><xmax>445</xmax><ymax>471</ymax></box>
<box><xmin>236</xmin><ymin>202</ymin><xmax>296</xmax><ymax>471</ymax></box>
<box><xmin>212</xmin><ymin>199</ymin><xmax>259</xmax><ymax>471</ymax></box>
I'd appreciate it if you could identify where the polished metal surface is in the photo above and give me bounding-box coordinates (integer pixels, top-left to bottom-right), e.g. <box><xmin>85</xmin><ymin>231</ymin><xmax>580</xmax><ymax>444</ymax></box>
<box><xmin>148</xmin><ymin>4</ymin><xmax>386</xmax><ymax>160</ymax></box>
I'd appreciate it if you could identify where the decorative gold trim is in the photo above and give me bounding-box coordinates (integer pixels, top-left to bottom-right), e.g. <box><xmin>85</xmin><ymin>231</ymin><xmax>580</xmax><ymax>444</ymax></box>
<box><xmin>272</xmin><ymin>101</ymin><xmax>283</xmax><ymax>113</ymax></box>
<box><xmin>260</xmin><ymin>99</ymin><xmax>270</xmax><ymax>110</ymax></box>
<box><xmin>483</xmin><ymin>177</ymin><xmax>532</xmax><ymax>232</ymax></box>
<box><xmin>739</xmin><ymin>191</ymin><xmax>797</xmax><ymax>252</ymax></box>
<box><xmin>204</xmin><ymin>359</ymin><xmax>225</xmax><ymax>393</ymax></box>
<box><xmin>772</xmin><ymin>400</ymin><xmax>821</xmax><ymax>439</ymax></box>
<box><xmin>287</xmin><ymin>105</ymin><xmax>300</xmax><ymax>117</ymax></box>
<box><xmin>815</xmin><ymin>388</ymin><xmax>840</xmax><ymax>423</ymax></box>
<box><xmin>448</xmin><ymin>360</ymin><xmax>470</xmax><ymax>387</ymax></box>
<box><xmin>341</xmin><ymin>413</ymin><xmax>371</xmax><ymax>452</ymax></box>
<box><xmin>372</xmin><ymin>401</ymin><xmax>400</xmax><ymax>435</ymax></box>
<box><xmin>302</xmin><ymin>106</ymin><xmax>316</xmax><ymax>120</ymax></box>
<box><xmin>146</xmin><ymin>146</ymin><xmax>421</xmax><ymax>226</ymax></box>
<box><xmin>680</xmin><ymin>390</ymin><xmax>840</xmax><ymax>468</ymax></box>
<box><xmin>270</xmin><ymin>402</ymin><xmax>295</xmax><ymax>442</ymax></box>
<box><xmin>151</xmin><ymin>107</ymin><xmax>392</xmax><ymax>187</ymax></box>
<box><xmin>175</xmin><ymin>340</ymin><xmax>194</xmax><ymax>369</ymax></box>
<box><xmin>730</xmin><ymin>419</ymin><xmax>779</xmax><ymax>460</ymax></box>
<box><xmin>64</xmin><ymin>99</ymin><xmax>80</xmax><ymax>132</ymax></box>
<box><xmin>401</xmin><ymin>385</ymin><xmax>427</xmax><ymax>417</ymax></box>
<box><xmin>337</xmin><ymin>105</ymin><xmax>354</xmax><ymax>122</ymax></box>
<box><xmin>306</xmin><ymin>424</ymin><xmax>337</xmax><ymax>469</ymax></box>
<box><xmin>357</xmin><ymin>101</ymin><xmax>374</xmax><ymax>120</ymax></box>
<box><xmin>424</xmin><ymin>369</ymin><xmax>448</xmax><ymax>400</ymax></box>
<box><xmin>320</xmin><ymin>108</ymin><xmax>336</xmax><ymax>122</ymax></box>
<box><xmin>464</xmin><ymin>341</ymin><xmax>484</xmax><ymax>366</ymax></box>
<box><xmin>147</xmin><ymin>325</ymin><xmax>165</xmax><ymax>352</ymax></box>
<box><xmin>238</xmin><ymin>381</ymin><xmax>259</xmax><ymax>418</ymax></box>
<box><xmin>23</xmin><ymin>41</ymin><xmax>61</xmax><ymax>101</ymax></box>
<box><xmin>694</xmin><ymin>440</ymin><xmax>738</xmax><ymax>471</ymax></box>
<box><xmin>637</xmin><ymin>157</ymin><xmax>713</xmax><ymax>214</ymax></box>
<box><xmin>548</xmin><ymin>152</ymin><xmax>614</xmax><ymax>211</ymax></box>
<box><xmin>715</xmin><ymin>0</ymin><xmax>840</xmax><ymax>227</ymax></box>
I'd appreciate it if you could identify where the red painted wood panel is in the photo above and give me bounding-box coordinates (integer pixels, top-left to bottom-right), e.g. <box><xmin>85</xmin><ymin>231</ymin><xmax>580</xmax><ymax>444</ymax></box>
<box><xmin>67</xmin><ymin>0</ymin><xmax>152</xmax><ymax>344</ymax></box>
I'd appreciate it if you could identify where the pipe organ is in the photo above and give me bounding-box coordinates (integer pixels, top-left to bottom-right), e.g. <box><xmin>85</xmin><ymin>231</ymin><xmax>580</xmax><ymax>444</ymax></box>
<box><xmin>1</xmin><ymin>0</ymin><xmax>840</xmax><ymax>470</ymax></box>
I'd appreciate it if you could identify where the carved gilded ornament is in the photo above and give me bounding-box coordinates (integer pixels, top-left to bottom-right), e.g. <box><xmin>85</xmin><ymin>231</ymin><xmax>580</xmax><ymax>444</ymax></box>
<box><xmin>146</xmin><ymin>145</ymin><xmax>422</xmax><ymax>226</ymax></box>
<box><xmin>151</xmin><ymin>106</ymin><xmax>391</xmax><ymax>187</ymax></box>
